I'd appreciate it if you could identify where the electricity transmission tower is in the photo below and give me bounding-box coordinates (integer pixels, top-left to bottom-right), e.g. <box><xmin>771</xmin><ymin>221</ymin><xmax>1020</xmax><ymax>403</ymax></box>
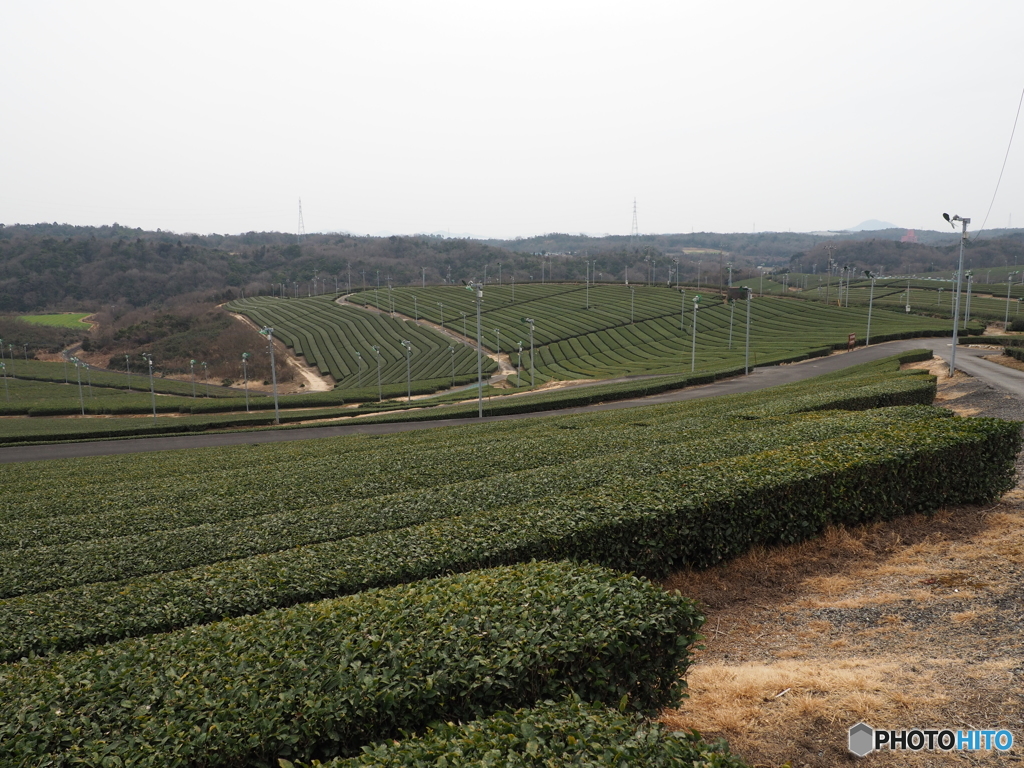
<box><xmin>629</xmin><ymin>198</ymin><xmax>639</xmax><ymax>252</ymax></box>
<box><xmin>297</xmin><ymin>198</ymin><xmax>306</xmax><ymax>243</ymax></box>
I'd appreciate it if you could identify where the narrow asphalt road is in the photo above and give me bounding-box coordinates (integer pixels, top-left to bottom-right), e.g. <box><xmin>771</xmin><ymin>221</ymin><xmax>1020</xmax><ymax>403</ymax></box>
<box><xmin>2</xmin><ymin>338</ymin><xmax>1019</xmax><ymax>464</ymax></box>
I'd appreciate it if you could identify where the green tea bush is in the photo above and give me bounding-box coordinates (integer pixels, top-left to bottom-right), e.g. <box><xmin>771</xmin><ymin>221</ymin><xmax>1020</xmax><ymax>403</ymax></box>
<box><xmin>1</xmin><ymin>410</ymin><xmax>1014</xmax><ymax>661</ymax></box>
<box><xmin>731</xmin><ymin>371</ymin><xmax>935</xmax><ymax>418</ymax></box>
<box><xmin>0</xmin><ymin>562</ymin><xmax>703</xmax><ymax>767</ymax></box>
<box><xmin>290</xmin><ymin>697</ymin><xmax>748</xmax><ymax>768</ymax></box>
<box><xmin>350</xmin><ymin>351</ymin><xmax>937</xmax><ymax>427</ymax></box>
<box><xmin>0</xmin><ymin>406</ymin><xmax>949</xmax><ymax>598</ymax></box>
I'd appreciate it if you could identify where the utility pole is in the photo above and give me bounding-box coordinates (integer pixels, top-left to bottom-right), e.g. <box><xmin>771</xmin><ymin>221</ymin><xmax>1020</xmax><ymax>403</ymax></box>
<box><xmin>824</xmin><ymin>244</ymin><xmax>837</xmax><ymax>306</ymax></box>
<box><xmin>690</xmin><ymin>295</ymin><xmax>700</xmax><ymax>372</ymax></box>
<box><xmin>744</xmin><ymin>288</ymin><xmax>752</xmax><ymax>375</ymax></box>
<box><xmin>522</xmin><ymin>317</ymin><xmax>535</xmax><ymax>388</ymax></box>
<box><xmin>258</xmin><ymin>328</ymin><xmax>280</xmax><ymax>424</ymax></box>
<box><xmin>466</xmin><ymin>282</ymin><xmax>484</xmax><ymax>418</ymax></box>
<box><xmin>142</xmin><ymin>353</ymin><xmax>157</xmax><ymax>424</ymax></box>
<box><xmin>401</xmin><ymin>340</ymin><xmax>413</xmax><ymax>402</ymax></box>
<box><xmin>728</xmin><ymin>299</ymin><xmax>735</xmax><ymax>349</ymax></box>
<box><xmin>372</xmin><ymin>345</ymin><xmax>382</xmax><ymax>402</ymax></box>
<box><xmin>865</xmin><ymin>271</ymin><xmax>876</xmax><ymax>345</ymax></box>
<box><xmin>944</xmin><ymin>213</ymin><xmax>970</xmax><ymax>377</ymax></box>
<box><xmin>1006</xmin><ymin>273</ymin><xmax>1020</xmax><ymax>329</ymax></box>
<box><xmin>241</xmin><ymin>352</ymin><xmax>251</xmax><ymax>412</ymax></box>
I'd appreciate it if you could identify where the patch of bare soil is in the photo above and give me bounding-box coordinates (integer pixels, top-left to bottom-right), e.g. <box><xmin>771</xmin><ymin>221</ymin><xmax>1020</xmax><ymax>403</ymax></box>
<box><xmin>982</xmin><ymin>323</ymin><xmax>1019</xmax><ymax>336</ymax></box>
<box><xmin>33</xmin><ymin>351</ymin><xmax>68</xmax><ymax>363</ymax></box>
<box><xmin>659</xmin><ymin>367</ymin><xmax>1024</xmax><ymax>766</ymax></box>
<box><xmin>226</xmin><ymin>311</ymin><xmax>331</xmax><ymax>394</ymax></box>
<box><xmin>985</xmin><ymin>353</ymin><xmax>1024</xmax><ymax>375</ymax></box>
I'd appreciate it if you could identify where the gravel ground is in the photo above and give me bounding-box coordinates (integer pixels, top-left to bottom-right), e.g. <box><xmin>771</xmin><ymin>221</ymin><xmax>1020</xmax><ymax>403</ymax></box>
<box><xmin>935</xmin><ymin>368</ymin><xmax>1024</xmax><ymax>422</ymax></box>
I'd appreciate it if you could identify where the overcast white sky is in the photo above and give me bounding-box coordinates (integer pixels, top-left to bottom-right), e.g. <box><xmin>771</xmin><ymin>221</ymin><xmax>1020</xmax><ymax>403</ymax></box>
<box><xmin>2</xmin><ymin>1</ymin><xmax>1022</xmax><ymax>238</ymax></box>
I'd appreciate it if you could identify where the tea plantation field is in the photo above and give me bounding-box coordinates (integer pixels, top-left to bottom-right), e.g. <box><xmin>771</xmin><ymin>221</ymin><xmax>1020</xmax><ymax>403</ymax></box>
<box><xmin>264</xmin><ymin>286</ymin><xmax>966</xmax><ymax>387</ymax></box>
<box><xmin>0</xmin><ymin>288</ymin><xmax>966</xmax><ymax>444</ymax></box>
<box><xmin>0</xmin><ymin>357</ymin><xmax>240</xmax><ymax>402</ymax></box>
<box><xmin>0</xmin><ymin>350</ymin><xmax>1019</xmax><ymax>764</ymax></box>
<box><xmin>796</xmin><ymin>276</ymin><xmax>1024</xmax><ymax>322</ymax></box>
<box><xmin>227</xmin><ymin>295</ymin><xmax>496</xmax><ymax>386</ymax></box>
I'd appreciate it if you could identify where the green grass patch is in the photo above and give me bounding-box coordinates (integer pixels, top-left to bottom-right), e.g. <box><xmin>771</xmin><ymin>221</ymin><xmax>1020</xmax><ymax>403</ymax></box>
<box><xmin>16</xmin><ymin>312</ymin><xmax>93</xmax><ymax>328</ymax></box>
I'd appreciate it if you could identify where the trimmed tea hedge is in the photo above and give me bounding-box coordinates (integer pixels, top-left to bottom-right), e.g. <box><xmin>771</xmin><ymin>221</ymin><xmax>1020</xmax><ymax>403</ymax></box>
<box><xmin>0</xmin><ymin>406</ymin><xmax>950</xmax><ymax>598</ymax></box>
<box><xmin>1</xmin><ymin>410</ymin><xmax>1014</xmax><ymax>662</ymax></box>
<box><xmin>732</xmin><ymin>371</ymin><xmax>936</xmax><ymax>418</ymax></box>
<box><xmin>0</xmin><ymin>562</ymin><xmax>704</xmax><ymax>767</ymax></box>
<box><xmin>290</xmin><ymin>697</ymin><xmax>748</xmax><ymax>768</ymax></box>
<box><xmin>180</xmin><ymin>376</ymin><xmax>484</xmax><ymax>414</ymax></box>
<box><xmin>0</xmin><ymin>353</ymin><xmax>936</xmax><ymax>542</ymax></box>
<box><xmin>0</xmin><ymin>349</ymin><xmax>936</xmax><ymax>444</ymax></box>
<box><xmin>344</xmin><ymin>362</ymin><xmax>935</xmax><ymax>427</ymax></box>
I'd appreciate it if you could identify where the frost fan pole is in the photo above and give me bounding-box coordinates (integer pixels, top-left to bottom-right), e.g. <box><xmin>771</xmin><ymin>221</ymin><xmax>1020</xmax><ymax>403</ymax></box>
<box><xmin>466</xmin><ymin>282</ymin><xmax>484</xmax><ymax>418</ymax></box>
<box><xmin>943</xmin><ymin>213</ymin><xmax>970</xmax><ymax>378</ymax></box>
<box><xmin>259</xmin><ymin>327</ymin><xmax>280</xmax><ymax>425</ymax></box>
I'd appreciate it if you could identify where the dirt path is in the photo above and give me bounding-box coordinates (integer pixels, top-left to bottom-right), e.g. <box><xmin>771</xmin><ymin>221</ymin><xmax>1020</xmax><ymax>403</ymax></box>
<box><xmin>660</xmin><ymin>362</ymin><xmax>1024</xmax><ymax>766</ymax></box>
<box><xmin>226</xmin><ymin>311</ymin><xmax>333</xmax><ymax>393</ymax></box>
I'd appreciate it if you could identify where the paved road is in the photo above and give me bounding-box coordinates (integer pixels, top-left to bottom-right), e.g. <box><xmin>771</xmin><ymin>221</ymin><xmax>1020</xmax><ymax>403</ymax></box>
<box><xmin>3</xmin><ymin>338</ymin><xmax>1021</xmax><ymax>464</ymax></box>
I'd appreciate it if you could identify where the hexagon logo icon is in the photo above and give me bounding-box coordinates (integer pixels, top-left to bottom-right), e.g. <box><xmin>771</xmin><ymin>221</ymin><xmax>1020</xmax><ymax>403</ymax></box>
<box><xmin>849</xmin><ymin>722</ymin><xmax>874</xmax><ymax>756</ymax></box>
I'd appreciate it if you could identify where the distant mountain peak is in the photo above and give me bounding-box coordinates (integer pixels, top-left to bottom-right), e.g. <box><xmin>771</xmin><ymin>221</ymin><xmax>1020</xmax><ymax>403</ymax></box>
<box><xmin>846</xmin><ymin>219</ymin><xmax>898</xmax><ymax>231</ymax></box>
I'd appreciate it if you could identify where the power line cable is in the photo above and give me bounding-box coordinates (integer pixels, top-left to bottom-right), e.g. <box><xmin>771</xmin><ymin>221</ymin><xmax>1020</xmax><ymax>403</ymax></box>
<box><xmin>974</xmin><ymin>84</ymin><xmax>1024</xmax><ymax>240</ymax></box>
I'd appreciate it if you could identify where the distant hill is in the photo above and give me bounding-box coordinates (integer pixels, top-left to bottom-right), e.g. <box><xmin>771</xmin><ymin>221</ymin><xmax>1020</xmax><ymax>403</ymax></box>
<box><xmin>846</xmin><ymin>219</ymin><xmax>898</xmax><ymax>231</ymax></box>
<box><xmin>0</xmin><ymin>224</ymin><xmax>510</xmax><ymax>314</ymax></box>
<box><xmin>2</xmin><ymin>222</ymin><xmax>1022</xmax><ymax>315</ymax></box>
<box><xmin>788</xmin><ymin>231</ymin><xmax>1024</xmax><ymax>276</ymax></box>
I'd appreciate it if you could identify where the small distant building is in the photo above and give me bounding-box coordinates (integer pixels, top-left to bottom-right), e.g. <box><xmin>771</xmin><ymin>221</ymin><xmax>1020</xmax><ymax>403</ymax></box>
<box><xmin>725</xmin><ymin>287</ymin><xmax>748</xmax><ymax>301</ymax></box>
<box><xmin>901</xmin><ymin>229</ymin><xmax>918</xmax><ymax>243</ymax></box>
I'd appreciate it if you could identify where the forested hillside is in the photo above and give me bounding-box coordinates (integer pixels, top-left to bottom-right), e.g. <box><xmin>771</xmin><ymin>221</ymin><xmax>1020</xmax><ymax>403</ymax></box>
<box><xmin>0</xmin><ymin>224</ymin><xmax>511</xmax><ymax>314</ymax></box>
<box><xmin>788</xmin><ymin>232</ymin><xmax>1024</xmax><ymax>276</ymax></box>
<box><xmin>5</xmin><ymin>222</ymin><xmax>1023</xmax><ymax>316</ymax></box>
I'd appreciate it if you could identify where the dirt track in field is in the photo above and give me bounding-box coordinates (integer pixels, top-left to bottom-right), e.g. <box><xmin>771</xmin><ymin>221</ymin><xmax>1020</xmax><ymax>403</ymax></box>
<box><xmin>660</xmin><ymin>361</ymin><xmax>1024</xmax><ymax>766</ymax></box>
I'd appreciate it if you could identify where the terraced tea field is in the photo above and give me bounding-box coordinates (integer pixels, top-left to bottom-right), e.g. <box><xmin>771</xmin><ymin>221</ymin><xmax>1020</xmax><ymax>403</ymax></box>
<box><xmin>0</xmin><ymin>375</ymin><xmax>197</xmax><ymax>416</ymax></box>
<box><xmin>351</xmin><ymin>284</ymin><xmax>967</xmax><ymax>384</ymax></box>
<box><xmin>0</xmin><ymin>357</ymin><xmax>239</xmax><ymax>399</ymax></box>
<box><xmin>797</xmin><ymin>277</ymin><xmax>1024</xmax><ymax>322</ymax></box>
<box><xmin>227</xmin><ymin>296</ymin><xmax>494</xmax><ymax>387</ymax></box>
<box><xmin>0</xmin><ymin>351</ymin><xmax>1018</xmax><ymax>765</ymax></box>
<box><xmin>0</xmin><ymin>289</ymin><xmax>971</xmax><ymax>444</ymax></box>
<box><xmin>2</xmin><ymin>354</ymin><xmax>1015</xmax><ymax>768</ymax></box>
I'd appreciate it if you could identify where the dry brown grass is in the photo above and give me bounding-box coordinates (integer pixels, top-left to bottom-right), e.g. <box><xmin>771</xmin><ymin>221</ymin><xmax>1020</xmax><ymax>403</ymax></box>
<box><xmin>984</xmin><ymin>353</ymin><xmax>1024</xmax><ymax>374</ymax></box>
<box><xmin>659</xmin><ymin>389</ymin><xmax>1024</xmax><ymax>766</ymax></box>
